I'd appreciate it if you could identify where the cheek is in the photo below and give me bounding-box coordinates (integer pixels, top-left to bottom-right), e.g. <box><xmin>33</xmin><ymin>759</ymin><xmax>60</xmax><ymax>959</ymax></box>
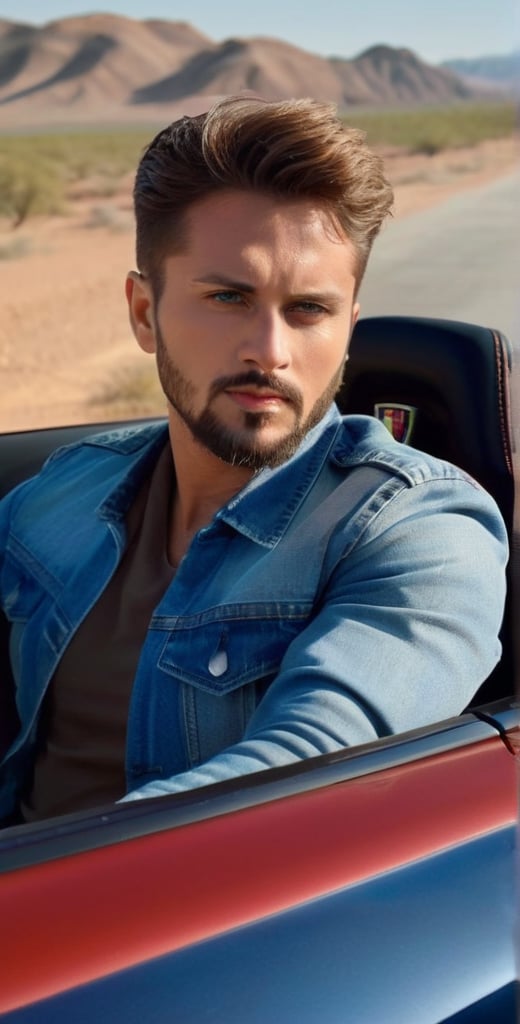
<box><xmin>160</xmin><ymin>303</ymin><xmax>230</xmax><ymax>357</ymax></box>
<box><xmin>303</xmin><ymin>334</ymin><xmax>348</xmax><ymax>383</ymax></box>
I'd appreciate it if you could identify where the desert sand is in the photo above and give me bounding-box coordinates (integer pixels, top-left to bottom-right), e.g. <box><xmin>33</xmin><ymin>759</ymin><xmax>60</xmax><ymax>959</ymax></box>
<box><xmin>0</xmin><ymin>136</ymin><xmax>517</xmax><ymax>433</ymax></box>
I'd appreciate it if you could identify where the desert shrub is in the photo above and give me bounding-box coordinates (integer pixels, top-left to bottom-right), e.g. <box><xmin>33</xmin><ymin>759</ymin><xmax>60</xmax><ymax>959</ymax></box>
<box><xmin>411</xmin><ymin>139</ymin><xmax>443</xmax><ymax>156</ymax></box>
<box><xmin>344</xmin><ymin>102</ymin><xmax>517</xmax><ymax>153</ymax></box>
<box><xmin>90</xmin><ymin>363</ymin><xmax>164</xmax><ymax>418</ymax></box>
<box><xmin>0</xmin><ymin>129</ymin><xmax>151</xmax><ymax>225</ymax></box>
<box><xmin>0</xmin><ymin>130</ymin><xmax>150</xmax><ymax>182</ymax></box>
<box><xmin>0</xmin><ymin>156</ymin><xmax>65</xmax><ymax>227</ymax></box>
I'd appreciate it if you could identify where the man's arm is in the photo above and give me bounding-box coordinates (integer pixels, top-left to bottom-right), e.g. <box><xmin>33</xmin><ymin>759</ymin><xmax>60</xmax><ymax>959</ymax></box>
<box><xmin>121</xmin><ymin>478</ymin><xmax>508</xmax><ymax>802</ymax></box>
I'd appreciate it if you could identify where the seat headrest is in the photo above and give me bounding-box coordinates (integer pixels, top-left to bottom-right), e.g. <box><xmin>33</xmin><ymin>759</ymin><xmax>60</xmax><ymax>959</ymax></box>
<box><xmin>338</xmin><ymin>316</ymin><xmax>514</xmax><ymax>536</ymax></box>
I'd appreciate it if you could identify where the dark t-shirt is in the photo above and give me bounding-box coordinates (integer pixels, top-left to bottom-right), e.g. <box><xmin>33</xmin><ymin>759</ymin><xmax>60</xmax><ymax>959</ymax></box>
<box><xmin>21</xmin><ymin>444</ymin><xmax>175</xmax><ymax>821</ymax></box>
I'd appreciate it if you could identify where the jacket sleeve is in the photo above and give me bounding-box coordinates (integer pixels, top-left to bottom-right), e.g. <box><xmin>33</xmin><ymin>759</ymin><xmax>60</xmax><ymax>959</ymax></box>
<box><xmin>122</xmin><ymin>475</ymin><xmax>508</xmax><ymax>801</ymax></box>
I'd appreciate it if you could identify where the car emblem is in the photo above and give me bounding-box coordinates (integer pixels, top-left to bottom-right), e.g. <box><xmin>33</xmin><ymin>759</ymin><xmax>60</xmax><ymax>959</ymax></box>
<box><xmin>374</xmin><ymin>403</ymin><xmax>417</xmax><ymax>444</ymax></box>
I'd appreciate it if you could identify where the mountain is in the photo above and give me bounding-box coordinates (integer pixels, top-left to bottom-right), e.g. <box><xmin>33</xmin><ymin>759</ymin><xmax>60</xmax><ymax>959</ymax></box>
<box><xmin>0</xmin><ymin>14</ymin><xmax>213</xmax><ymax>122</ymax></box>
<box><xmin>131</xmin><ymin>40</ymin><xmax>478</xmax><ymax>108</ymax></box>
<box><xmin>0</xmin><ymin>15</ymin><xmax>495</xmax><ymax>128</ymax></box>
<box><xmin>338</xmin><ymin>45</ymin><xmax>476</xmax><ymax>105</ymax></box>
<box><xmin>441</xmin><ymin>52</ymin><xmax>520</xmax><ymax>95</ymax></box>
<box><xmin>131</xmin><ymin>37</ymin><xmax>350</xmax><ymax>106</ymax></box>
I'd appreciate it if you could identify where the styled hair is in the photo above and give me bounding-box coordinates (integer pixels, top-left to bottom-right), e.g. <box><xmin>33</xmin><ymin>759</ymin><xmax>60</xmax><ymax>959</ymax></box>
<box><xmin>133</xmin><ymin>96</ymin><xmax>394</xmax><ymax>293</ymax></box>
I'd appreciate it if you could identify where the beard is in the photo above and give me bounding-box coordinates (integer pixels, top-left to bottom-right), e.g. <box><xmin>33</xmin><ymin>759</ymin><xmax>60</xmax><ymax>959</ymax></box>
<box><xmin>155</xmin><ymin>323</ymin><xmax>344</xmax><ymax>471</ymax></box>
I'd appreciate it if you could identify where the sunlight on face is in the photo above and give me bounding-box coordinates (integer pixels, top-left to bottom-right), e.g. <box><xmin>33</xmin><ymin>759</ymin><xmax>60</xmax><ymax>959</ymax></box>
<box><xmin>150</xmin><ymin>190</ymin><xmax>360</xmax><ymax>468</ymax></box>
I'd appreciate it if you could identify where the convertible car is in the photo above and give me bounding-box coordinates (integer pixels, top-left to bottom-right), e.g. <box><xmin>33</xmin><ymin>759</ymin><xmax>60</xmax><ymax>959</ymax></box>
<box><xmin>0</xmin><ymin>316</ymin><xmax>518</xmax><ymax>1023</ymax></box>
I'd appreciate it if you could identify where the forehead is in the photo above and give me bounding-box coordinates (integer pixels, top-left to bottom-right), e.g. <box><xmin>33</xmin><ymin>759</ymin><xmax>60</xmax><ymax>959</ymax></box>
<box><xmin>173</xmin><ymin>189</ymin><xmax>357</xmax><ymax>281</ymax></box>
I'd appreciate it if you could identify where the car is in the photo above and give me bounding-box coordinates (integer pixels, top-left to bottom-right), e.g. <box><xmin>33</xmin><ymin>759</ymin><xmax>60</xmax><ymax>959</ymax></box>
<box><xmin>0</xmin><ymin>316</ymin><xmax>517</xmax><ymax>1023</ymax></box>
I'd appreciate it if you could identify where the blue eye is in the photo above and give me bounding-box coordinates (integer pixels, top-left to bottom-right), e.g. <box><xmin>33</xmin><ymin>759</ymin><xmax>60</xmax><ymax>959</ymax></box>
<box><xmin>212</xmin><ymin>290</ymin><xmax>243</xmax><ymax>304</ymax></box>
<box><xmin>291</xmin><ymin>301</ymin><xmax>327</xmax><ymax>316</ymax></box>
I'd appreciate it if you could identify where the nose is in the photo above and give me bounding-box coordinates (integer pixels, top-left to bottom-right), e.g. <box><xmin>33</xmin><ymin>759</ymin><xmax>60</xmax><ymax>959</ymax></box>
<box><xmin>238</xmin><ymin>309</ymin><xmax>291</xmax><ymax>372</ymax></box>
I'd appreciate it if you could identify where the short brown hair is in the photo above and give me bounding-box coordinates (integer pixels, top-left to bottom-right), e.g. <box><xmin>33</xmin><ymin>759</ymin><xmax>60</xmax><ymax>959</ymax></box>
<box><xmin>134</xmin><ymin>96</ymin><xmax>394</xmax><ymax>293</ymax></box>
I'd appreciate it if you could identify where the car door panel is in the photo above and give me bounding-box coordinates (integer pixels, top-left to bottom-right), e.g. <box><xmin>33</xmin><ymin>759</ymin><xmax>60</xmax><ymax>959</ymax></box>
<box><xmin>0</xmin><ymin>715</ymin><xmax>516</xmax><ymax>1020</ymax></box>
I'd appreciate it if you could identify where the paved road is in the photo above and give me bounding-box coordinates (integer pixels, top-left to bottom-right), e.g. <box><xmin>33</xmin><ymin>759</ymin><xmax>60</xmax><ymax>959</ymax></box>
<box><xmin>359</xmin><ymin>171</ymin><xmax>520</xmax><ymax>342</ymax></box>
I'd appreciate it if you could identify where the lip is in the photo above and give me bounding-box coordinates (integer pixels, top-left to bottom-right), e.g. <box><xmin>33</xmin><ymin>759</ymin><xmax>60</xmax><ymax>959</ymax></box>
<box><xmin>224</xmin><ymin>389</ymin><xmax>288</xmax><ymax>412</ymax></box>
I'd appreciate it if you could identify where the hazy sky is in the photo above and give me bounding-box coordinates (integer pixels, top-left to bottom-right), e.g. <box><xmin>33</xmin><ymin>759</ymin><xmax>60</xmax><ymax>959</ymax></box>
<box><xmin>1</xmin><ymin>0</ymin><xmax>518</xmax><ymax>64</ymax></box>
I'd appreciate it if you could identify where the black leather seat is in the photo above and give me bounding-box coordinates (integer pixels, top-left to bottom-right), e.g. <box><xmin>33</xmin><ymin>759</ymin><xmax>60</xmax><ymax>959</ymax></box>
<box><xmin>338</xmin><ymin>315</ymin><xmax>517</xmax><ymax>705</ymax></box>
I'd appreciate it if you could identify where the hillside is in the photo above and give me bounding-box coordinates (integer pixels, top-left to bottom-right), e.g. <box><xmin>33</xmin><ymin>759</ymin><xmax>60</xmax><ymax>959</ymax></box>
<box><xmin>442</xmin><ymin>51</ymin><xmax>520</xmax><ymax>95</ymax></box>
<box><xmin>0</xmin><ymin>15</ymin><xmax>492</xmax><ymax>128</ymax></box>
<box><xmin>0</xmin><ymin>14</ymin><xmax>214</xmax><ymax>124</ymax></box>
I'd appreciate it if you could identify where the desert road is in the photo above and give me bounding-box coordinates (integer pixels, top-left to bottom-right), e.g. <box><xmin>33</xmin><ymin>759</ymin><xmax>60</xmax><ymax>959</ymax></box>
<box><xmin>359</xmin><ymin>170</ymin><xmax>520</xmax><ymax>343</ymax></box>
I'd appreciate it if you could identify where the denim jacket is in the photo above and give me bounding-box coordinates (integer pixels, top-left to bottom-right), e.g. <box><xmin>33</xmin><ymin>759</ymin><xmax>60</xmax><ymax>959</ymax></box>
<box><xmin>0</xmin><ymin>406</ymin><xmax>508</xmax><ymax>817</ymax></box>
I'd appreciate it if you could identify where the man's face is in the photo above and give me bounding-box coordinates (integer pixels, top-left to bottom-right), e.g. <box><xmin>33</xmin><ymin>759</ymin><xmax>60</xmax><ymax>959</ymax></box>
<box><xmin>129</xmin><ymin>190</ymin><xmax>360</xmax><ymax>470</ymax></box>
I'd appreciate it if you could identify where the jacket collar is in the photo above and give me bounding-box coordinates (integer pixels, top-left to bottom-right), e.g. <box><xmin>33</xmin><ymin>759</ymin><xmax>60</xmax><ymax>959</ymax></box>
<box><xmin>217</xmin><ymin>406</ymin><xmax>343</xmax><ymax>548</ymax></box>
<box><xmin>91</xmin><ymin>407</ymin><xmax>347</xmax><ymax>547</ymax></box>
<box><xmin>91</xmin><ymin>422</ymin><xmax>170</xmax><ymax>522</ymax></box>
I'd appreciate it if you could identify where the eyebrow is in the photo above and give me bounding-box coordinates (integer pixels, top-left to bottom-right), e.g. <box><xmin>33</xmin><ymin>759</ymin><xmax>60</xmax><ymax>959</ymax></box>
<box><xmin>193</xmin><ymin>274</ymin><xmax>255</xmax><ymax>293</ymax></box>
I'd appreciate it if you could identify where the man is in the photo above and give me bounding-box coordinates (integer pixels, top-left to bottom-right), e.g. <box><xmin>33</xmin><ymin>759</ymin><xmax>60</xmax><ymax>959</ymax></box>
<box><xmin>0</xmin><ymin>97</ymin><xmax>508</xmax><ymax>824</ymax></box>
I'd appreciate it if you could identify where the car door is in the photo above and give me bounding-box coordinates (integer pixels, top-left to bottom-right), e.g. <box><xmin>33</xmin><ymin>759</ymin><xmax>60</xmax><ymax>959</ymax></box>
<box><xmin>0</xmin><ymin>691</ymin><xmax>517</xmax><ymax>1023</ymax></box>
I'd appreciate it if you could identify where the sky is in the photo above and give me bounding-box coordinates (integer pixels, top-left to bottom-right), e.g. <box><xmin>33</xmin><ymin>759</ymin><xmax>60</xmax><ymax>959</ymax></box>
<box><xmin>0</xmin><ymin>0</ymin><xmax>518</xmax><ymax>64</ymax></box>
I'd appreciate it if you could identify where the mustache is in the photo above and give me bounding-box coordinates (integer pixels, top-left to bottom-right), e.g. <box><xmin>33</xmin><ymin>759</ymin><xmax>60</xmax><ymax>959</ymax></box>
<box><xmin>209</xmin><ymin>371</ymin><xmax>303</xmax><ymax>412</ymax></box>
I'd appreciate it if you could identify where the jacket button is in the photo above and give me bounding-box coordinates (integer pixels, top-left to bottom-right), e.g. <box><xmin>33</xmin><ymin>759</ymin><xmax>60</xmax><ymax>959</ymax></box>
<box><xmin>208</xmin><ymin>650</ymin><xmax>228</xmax><ymax>677</ymax></box>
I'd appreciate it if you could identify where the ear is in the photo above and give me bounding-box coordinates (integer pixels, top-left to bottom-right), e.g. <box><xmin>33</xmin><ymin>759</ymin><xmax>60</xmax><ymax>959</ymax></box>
<box><xmin>125</xmin><ymin>271</ymin><xmax>156</xmax><ymax>354</ymax></box>
<box><xmin>344</xmin><ymin>301</ymin><xmax>360</xmax><ymax>362</ymax></box>
<box><xmin>351</xmin><ymin>301</ymin><xmax>360</xmax><ymax>333</ymax></box>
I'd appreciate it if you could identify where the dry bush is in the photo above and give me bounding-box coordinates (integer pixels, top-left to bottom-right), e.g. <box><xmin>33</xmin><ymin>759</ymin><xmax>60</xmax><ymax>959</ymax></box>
<box><xmin>89</xmin><ymin>364</ymin><xmax>165</xmax><ymax>419</ymax></box>
<box><xmin>0</xmin><ymin>159</ymin><xmax>65</xmax><ymax>228</ymax></box>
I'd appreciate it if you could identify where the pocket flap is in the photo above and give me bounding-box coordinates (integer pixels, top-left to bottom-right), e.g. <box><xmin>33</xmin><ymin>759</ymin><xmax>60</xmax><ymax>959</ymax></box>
<box><xmin>156</xmin><ymin>603</ymin><xmax>311</xmax><ymax>695</ymax></box>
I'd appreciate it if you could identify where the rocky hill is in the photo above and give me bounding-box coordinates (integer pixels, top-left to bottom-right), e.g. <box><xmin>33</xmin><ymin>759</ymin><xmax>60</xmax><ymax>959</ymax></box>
<box><xmin>0</xmin><ymin>14</ymin><xmax>493</xmax><ymax>128</ymax></box>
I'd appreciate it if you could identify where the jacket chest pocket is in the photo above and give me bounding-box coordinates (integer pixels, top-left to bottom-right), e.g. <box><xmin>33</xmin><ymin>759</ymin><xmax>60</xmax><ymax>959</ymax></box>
<box><xmin>156</xmin><ymin>603</ymin><xmax>311</xmax><ymax>694</ymax></box>
<box><xmin>155</xmin><ymin>604</ymin><xmax>311</xmax><ymax>766</ymax></box>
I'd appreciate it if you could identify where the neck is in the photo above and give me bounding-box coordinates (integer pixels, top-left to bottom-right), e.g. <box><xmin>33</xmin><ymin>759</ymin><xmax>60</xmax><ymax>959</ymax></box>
<box><xmin>166</xmin><ymin>409</ymin><xmax>254</xmax><ymax>565</ymax></box>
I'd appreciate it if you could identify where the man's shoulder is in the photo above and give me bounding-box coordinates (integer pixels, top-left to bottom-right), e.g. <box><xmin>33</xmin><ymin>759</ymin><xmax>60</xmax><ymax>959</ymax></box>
<box><xmin>1</xmin><ymin>421</ymin><xmax>169</xmax><ymax>524</ymax></box>
<box><xmin>27</xmin><ymin>420</ymin><xmax>169</xmax><ymax>486</ymax></box>
<box><xmin>48</xmin><ymin>420</ymin><xmax>169</xmax><ymax>464</ymax></box>
<box><xmin>332</xmin><ymin>414</ymin><xmax>476</xmax><ymax>488</ymax></box>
